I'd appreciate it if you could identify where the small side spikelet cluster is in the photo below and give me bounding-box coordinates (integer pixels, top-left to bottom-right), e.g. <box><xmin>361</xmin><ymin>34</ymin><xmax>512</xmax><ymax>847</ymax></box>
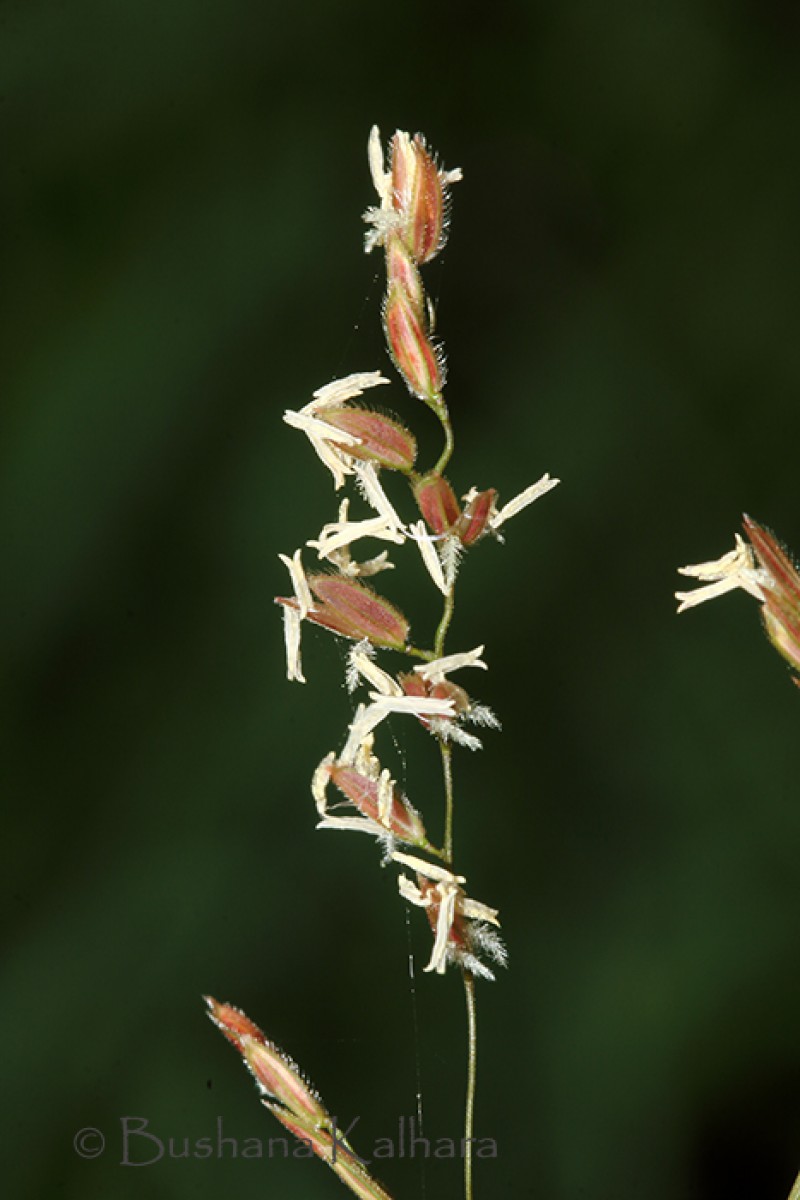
<box><xmin>676</xmin><ymin>515</ymin><xmax>800</xmax><ymax>684</ymax></box>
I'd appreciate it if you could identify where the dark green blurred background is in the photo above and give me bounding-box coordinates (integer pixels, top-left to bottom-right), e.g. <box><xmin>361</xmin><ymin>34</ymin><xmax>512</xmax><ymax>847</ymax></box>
<box><xmin>3</xmin><ymin>1</ymin><xmax>800</xmax><ymax>1197</ymax></box>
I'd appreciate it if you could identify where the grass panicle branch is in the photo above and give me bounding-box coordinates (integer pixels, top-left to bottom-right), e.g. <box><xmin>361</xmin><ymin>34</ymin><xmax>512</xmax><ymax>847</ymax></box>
<box><xmin>208</xmin><ymin>125</ymin><xmax>560</xmax><ymax>1200</ymax></box>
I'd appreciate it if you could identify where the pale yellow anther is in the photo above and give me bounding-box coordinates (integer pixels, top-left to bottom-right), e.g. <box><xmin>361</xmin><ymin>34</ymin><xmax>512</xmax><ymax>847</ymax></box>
<box><xmin>408</xmin><ymin>520</ymin><xmax>448</xmax><ymax>595</ymax></box>
<box><xmin>415</xmin><ymin>645</ymin><xmax>487</xmax><ymax>684</ymax></box>
<box><xmin>490</xmin><ymin>474</ymin><xmax>560</xmax><ymax>529</ymax></box>
<box><xmin>676</xmin><ymin>534</ymin><xmax>769</xmax><ymax>613</ymax></box>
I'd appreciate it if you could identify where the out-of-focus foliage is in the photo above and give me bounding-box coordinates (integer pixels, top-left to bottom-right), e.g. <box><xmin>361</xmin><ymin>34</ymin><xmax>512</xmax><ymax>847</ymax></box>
<box><xmin>2</xmin><ymin>2</ymin><xmax>799</xmax><ymax>1198</ymax></box>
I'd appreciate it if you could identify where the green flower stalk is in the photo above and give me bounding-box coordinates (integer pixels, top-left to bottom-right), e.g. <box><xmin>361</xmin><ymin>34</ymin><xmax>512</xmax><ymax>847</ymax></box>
<box><xmin>208</xmin><ymin>126</ymin><xmax>560</xmax><ymax>1200</ymax></box>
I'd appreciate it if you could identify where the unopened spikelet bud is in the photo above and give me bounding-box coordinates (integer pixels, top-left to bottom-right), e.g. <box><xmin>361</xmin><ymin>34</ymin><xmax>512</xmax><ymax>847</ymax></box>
<box><xmin>241</xmin><ymin>1036</ymin><xmax>327</xmax><ymax>1120</ymax></box>
<box><xmin>205</xmin><ymin>998</ymin><xmax>325</xmax><ymax>1120</ymax></box>
<box><xmin>743</xmin><ymin>515</ymin><xmax>800</xmax><ymax>678</ymax></box>
<box><xmin>391</xmin><ymin>131</ymin><xmax>452</xmax><ymax>265</ymax></box>
<box><xmin>329</xmin><ymin>762</ymin><xmax>427</xmax><ymax>845</ymax></box>
<box><xmin>307</xmin><ymin>574</ymin><xmax>409</xmax><ymax>647</ymax></box>
<box><xmin>413</xmin><ymin>472</ymin><xmax>461</xmax><ymax>534</ymax></box>
<box><xmin>383</xmin><ymin>281</ymin><xmax>444</xmax><ymax>404</ymax></box>
<box><xmin>385</xmin><ymin>235</ymin><xmax>425</xmax><ymax>316</ymax></box>
<box><xmin>206</xmin><ymin>997</ymin><xmax>395</xmax><ymax>1200</ymax></box>
<box><xmin>204</xmin><ymin>996</ymin><xmax>264</xmax><ymax>1049</ymax></box>
<box><xmin>454</xmin><ymin>488</ymin><xmax>498</xmax><ymax>546</ymax></box>
<box><xmin>313</xmin><ymin>406</ymin><xmax>417</xmax><ymax>472</ymax></box>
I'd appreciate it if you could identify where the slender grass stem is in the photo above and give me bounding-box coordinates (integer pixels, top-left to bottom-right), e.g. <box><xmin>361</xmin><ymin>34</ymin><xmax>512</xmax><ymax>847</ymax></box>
<box><xmin>462</xmin><ymin>969</ymin><xmax>477</xmax><ymax>1200</ymax></box>
<box><xmin>440</xmin><ymin>739</ymin><xmax>454</xmax><ymax>864</ymax></box>
<box><xmin>434</xmin><ymin>583</ymin><xmax>455</xmax><ymax>658</ymax></box>
<box><xmin>427</xmin><ymin>396</ymin><xmax>477</xmax><ymax>1200</ymax></box>
<box><xmin>404</xmin><ymin>643</ymin><xmax>436</xmax><ymax>662</ymax></box>
<box><xmin>433</xmin><ymin>407</ymin><xmax>455</xmax><ymax>476</ymax></box>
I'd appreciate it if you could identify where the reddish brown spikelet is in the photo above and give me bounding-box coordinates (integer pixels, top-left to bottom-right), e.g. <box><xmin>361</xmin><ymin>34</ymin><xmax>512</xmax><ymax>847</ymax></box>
<box><xmin>744</xmin><ymin>516</ymin><xmax>800</xmax><ymax>609</ymax></box>
<box><xmin>398</xmin><ymin>672</ymin><xmax>470</xmax><ymax>729</ymax></box>
<box><xmin>743</xmin><ymin>516</ymin><xmax>800</xmax><ymax>675</ymax></box>
<box><xmin>242</xmin><ymin>1036</ymin><xmax>327</xmax><ymax>1120</ymax></box>
<box><xmin>398</xmin><ymin>670</ymin><xmax>426</xmax><ymax>699</ymax></box>
<box><xmin>429</xmin><ymin>678</ymin><xmax>471</xmax><ymax>715</ymax></box>
<box><xmin>385</xmin><ymin>235</ymin><xmax>424</xmax><ymax>315</ymax></box>
<box><xmin>329</xmin><ymin>762</ymin><xmax>427</xmax><ymax>844</ymax></box>
<box><xmin>207</xmin><ymin>997</ymin><xmax>395</xmax><ymax>1199</ymax></box>
<box><xmin>383</xmin><ymin>282</ymin><xmax>443</xmax><ymax>402</ymax></box>
<box><xmin>267</xmin><ymin>1105</ymin><xmax>394</xmax><ymax>1200</ymax></box>
<box><xmin>391</xmin><ymin>133</ymin><xmax>449</xmax><ymax>264</ymax></box>
<box><xmin>308</xmin><ymin>575</ymin><xmax>409</xmax><ymax>647</ymax></box>
<box><xmin>455</xmin><ymin>488</ymin><xmax>497</xmax><ymax>546</ymax></box>
<box><xmin>315</xmin><ymin>406</ymin><xmax>417</xmax><ymax>471</ymax></box>
<box><xmin>204</xmin><ymin>996</ymin><xmax>265</xmax><ymax>1050</ymax></box>
<box><xmin>414</xmin><ymin>472</ymin><xmax>461</xmax><ymax>534</ymax></box>
<box><xmin>417</xmin><ymin>875</ymin><xmax>468</xmax><ymax>951</ymax></box>
<box><xmin>205</xmin><ymin>998</ymin><xmax>325</xmax><ymax>1120</ymax></box>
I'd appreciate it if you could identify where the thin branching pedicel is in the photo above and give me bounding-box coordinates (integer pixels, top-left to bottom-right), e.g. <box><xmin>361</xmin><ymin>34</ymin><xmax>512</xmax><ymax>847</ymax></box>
<box><xmin>208</xmin><ymin>126</ymin><xmax>560</xmax><ymax>1200</ymax></box>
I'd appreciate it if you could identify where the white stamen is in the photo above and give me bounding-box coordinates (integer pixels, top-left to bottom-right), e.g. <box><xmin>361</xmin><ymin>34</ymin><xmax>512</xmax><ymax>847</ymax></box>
<box><xmin>348</xmin><ymin>645</ymin><xmax>402</xmax><ymax>697</ymax></box>
<box><xmin>397</xmin><ymin>873</ymin><xmax>426</xmax><ymax>907</ymax></box>
<box><xmin>353</xmin><ymin>461</ymin><xmax>404</xmax><ymax>530</ymax></box>
<box><xmin>283</xmin><ymin>409</ymin><xmax>361</xmax><ymax>444</ymax></box>
<box><xmin>278</xmin><ymin>549</ymin><xmax>313</xmax><ymax>617</ymax></box>
<box><xmin>311</xmin><ymin>753</ymin><xmax>335</xmax><ymax>816</ymax></box>
<box><xmin>409</xmin><ymin>520</ymin><xmax>448</xmax><ymax>595</ymax></box>
<box><xmin>377</xmin><ymin>769</ymin><xmax>394</xmax><ymax>824</ymax></box>
<box><xmin>308</xmin><ymin>370</ymin><xmax>389</xmax><ymax>412</ymax></box>
<box><xmin>366</xmin><ymin>693</ymin><xmax>456</xmax><ymax>716</ymax></box>
<box><xmin>391</xmin><ymin>852</ymin><xmax>466</xmax><ymax>886</ymax></box>
<box><xmin>427</xmin><ymin>881</ymin><xmax>459</xmax><ymax>974</ymax></box>
<box><xmin>282</xmin><ymin>410</ymin><xmax>356</xmax><ymax>489</ymax></box>
<box><xmin>341</xmin><ymin>695</ymin><xmax>455</xmax><ymax>762</ymax></box>
<box><xmin>675</xmin><ymin>533</ymin><xmax>769</xmax><ymax>612</ymax></box>
<box><xmin>491</xmin><ymin>473</ymin><xmax>560</xmax><ymax>528</ymax></box>
<box><xmin>415</xmin><ymin>645</ymin><xmax>487</xmax><ymax>683</ymax></box>
<box><xmin>367</xmin><ymin>125</ymin><xmax>393</xmax><ymax>209</ymax></box>
<box><xmin>307</xmin><ymin>501</ymin><xmax>405</xmax><ymax>561</ymax></box>
<box><xmin>281</xmin><ymin>607</ymin><xmax>305</xmax><ymax>683</ymax></box>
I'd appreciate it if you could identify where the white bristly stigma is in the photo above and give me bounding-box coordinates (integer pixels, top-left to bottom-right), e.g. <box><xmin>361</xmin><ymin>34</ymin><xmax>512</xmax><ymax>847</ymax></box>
<box><xmin>440</xmin><ymin>534</ymin><xmax>463</xmax><ymax>590</ymax></box>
